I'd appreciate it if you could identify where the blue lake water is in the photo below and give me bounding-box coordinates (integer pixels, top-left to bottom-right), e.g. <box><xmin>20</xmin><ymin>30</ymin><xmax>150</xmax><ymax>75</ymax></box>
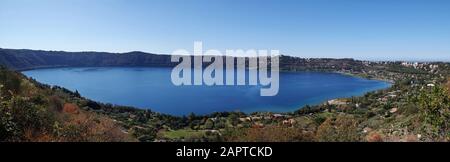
<box><xmin>23</xmin><ymin>67</ymin><xmax>390</xmax><ymax>116</ymax></box>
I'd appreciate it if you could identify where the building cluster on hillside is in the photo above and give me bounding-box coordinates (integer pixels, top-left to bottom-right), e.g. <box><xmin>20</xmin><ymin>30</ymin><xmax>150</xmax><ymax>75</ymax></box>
<box><xmin>401</xmin><ymin>62</ymin><xmax>439</xmax><ymax>72</ymax></box>
<box><xmin>377</xmin><ymin>90</ymin><xmax>400</xmax><ymax>103</ymax></box>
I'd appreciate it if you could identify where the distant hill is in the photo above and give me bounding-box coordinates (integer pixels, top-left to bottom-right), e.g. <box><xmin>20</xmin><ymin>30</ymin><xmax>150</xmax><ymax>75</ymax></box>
<box><xmin>0</xmin><ymin>48</ymin><xmax>364</xmax><ymax>72</ymax></box>
<box><xmin>0</xmin><ymin>48</ymin><xmax>176</xmax><ymax>70</ymax></box>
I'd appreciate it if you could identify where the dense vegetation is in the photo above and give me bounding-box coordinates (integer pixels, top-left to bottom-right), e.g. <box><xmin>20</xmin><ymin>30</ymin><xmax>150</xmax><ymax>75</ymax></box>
<box><xmin>0</xmin><ymin>67</ymin><xmax>136</xmax><ymax>141</ymax></box>
<box><xmin>0</xmin><ymin>48</ymin><xmax>176</xmax><ymax>70</ymax></box>
<box><xmin>1</xmin><ymin>48</ymin><xmax>450</xmax><ymax>142</ymax></box>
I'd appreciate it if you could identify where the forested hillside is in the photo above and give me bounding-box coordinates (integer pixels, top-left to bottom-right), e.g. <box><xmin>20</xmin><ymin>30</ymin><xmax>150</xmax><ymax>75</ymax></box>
<box><xmin>0</xmin><ymin>48</ymin><xmax>364</xmax><ymax>72</ymax></box>
<box><xmin>0</xmin><ymin>48</ymin><xmax>175</xmax><ymax>70</ymax></box>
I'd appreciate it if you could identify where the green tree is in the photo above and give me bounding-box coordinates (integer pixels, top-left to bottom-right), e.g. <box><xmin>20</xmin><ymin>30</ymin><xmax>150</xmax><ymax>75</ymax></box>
<box><xmin>417</xmin><ymin>86</ymin><xmax>450</xmax><ymax>139</ymax></box>
<box><xmin>204</xmin><ymin>119</ymin><xmax>214</xmax><ymax>130</ymax></box>
<box><xmin>228</xmin><ymin>113</ymin><xmax>239</xmax><ymax>126</ymax></box>
<box><xmin>0</xmin><ymin>67</ymin><xmax>22</xmax><ymax>99</ymax></box>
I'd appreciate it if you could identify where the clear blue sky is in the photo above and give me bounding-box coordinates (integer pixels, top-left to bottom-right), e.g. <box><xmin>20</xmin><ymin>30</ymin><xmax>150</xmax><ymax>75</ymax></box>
<box><xmin>1</xmin><ymin>0</ymin><xmax>449</xmax><ymax>61</ymax></box>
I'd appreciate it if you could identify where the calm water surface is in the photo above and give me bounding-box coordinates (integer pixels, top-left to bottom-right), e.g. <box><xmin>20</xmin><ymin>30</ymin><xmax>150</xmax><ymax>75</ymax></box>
<box><xmin>23</xmin><ymin>67</ymin><xmax>391</xmax><ymax>115</ymax></box>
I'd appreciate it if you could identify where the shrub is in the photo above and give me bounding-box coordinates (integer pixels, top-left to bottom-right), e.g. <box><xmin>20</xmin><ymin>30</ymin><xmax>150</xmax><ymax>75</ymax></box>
<box><xmin>49</xmin><ymin>95</ymin><xmax>64</xmax><ymax>112</ymax></box>
<box><xmin>417</xmin><ymin>86</ymin><xmax>450</xmax><ymax>139</ymax></box>
<box><xmin>0</xmin><ymin>68</ymin><xmax>22</xmax><ymax>99</ymax></box>
<box><xmin>0</xmin><ymin>96</ymin><xmax>55</xmax><ymax>141</ymax></box>
<box><xmin>315</xmin><ymin>115</ymin><xmax>361</xmax><ymax>142</ymax></box>
<box><xmin>366</xmin><ymin>132</ymin><xmax>383</xmax><ymax>142</ymax></box>
<box><xmin>130</xmin><ymin>126</ymin><xmax>157</xmax><ymax>142</ymax></box>
<box><xmin>204</xmin><ymin>119</ymin><xmax>214</xmax><ymax>130</ymax></box>
<box><xmin>57</xmin><ymin>111</ymin><xmax>131</xmax><ymax>142</ymax></box>
<box><xmin>224</xmin><ymin>126</ymin><xmax>315</xmax><ymax>142</ymax></box>
<box><xmin>63</xmin><ymin>103</ymin><xmax>79</xmax><ymax>114</ymax></box>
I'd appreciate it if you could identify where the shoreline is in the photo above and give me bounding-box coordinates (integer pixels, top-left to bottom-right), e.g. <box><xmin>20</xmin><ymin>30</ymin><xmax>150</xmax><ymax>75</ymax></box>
<box><xmin>336</xmin><ymin>71</ymin><xmax>395</xmax><ymax>84</ymax></box>
<box><xmin>20</xmin><ymin>66</ymin><xmax>395</xmax><ymax>117</ymax></box>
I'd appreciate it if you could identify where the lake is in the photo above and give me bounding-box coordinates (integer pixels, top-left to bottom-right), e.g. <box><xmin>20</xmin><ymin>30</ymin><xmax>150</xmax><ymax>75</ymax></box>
<box><xmin>23</xmin><ymin>67</ymin><xmax>391</xmax><ymax>115</ymax></box>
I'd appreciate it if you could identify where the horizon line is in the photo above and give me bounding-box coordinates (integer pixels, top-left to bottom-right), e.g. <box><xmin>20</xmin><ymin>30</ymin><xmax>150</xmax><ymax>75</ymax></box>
<box><xmin>1</xmin><ymin>47</ymin><xmax>448</xmax><ymax>63</ymax></box>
